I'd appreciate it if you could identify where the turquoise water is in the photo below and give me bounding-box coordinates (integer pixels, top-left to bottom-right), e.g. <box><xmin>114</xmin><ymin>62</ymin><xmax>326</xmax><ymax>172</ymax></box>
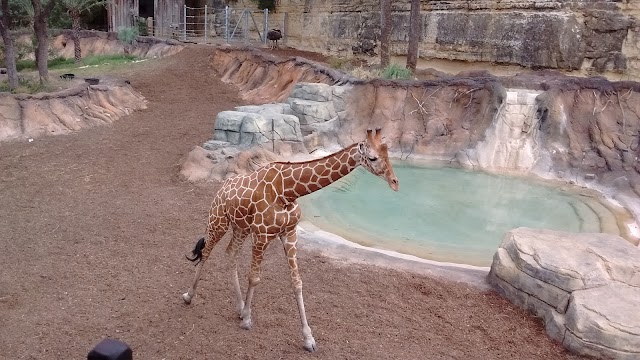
<box><xmin>298</xmin><ymin>163</ymin><xmax>610</xmax><ymax>266</ymax></box>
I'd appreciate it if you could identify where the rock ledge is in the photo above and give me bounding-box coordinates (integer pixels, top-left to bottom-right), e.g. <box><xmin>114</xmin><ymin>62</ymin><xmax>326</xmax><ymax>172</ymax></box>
<box><xmin>488</xmin><ymin>227</ymin><xmax>640</xmax><ymax>359</ymax></box>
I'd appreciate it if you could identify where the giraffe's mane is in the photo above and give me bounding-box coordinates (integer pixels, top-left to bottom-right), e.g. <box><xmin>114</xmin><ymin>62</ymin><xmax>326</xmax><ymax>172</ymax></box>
<box><xmin>270</xmin><ymin>142</ymin><xmax>359</xmax><ymax>166</ymax></box>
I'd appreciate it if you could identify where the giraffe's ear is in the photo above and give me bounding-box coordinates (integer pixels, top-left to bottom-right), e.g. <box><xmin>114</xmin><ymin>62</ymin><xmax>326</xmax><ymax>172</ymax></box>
<box><xmin>374</xmin><ymin>127</ymin><xmax>382</xmax><ymax>142</ymax></box>
<box><xmin>366</xmin><ymin>128</ymin><xmax>374</xmax><ymax>142</ymax></box>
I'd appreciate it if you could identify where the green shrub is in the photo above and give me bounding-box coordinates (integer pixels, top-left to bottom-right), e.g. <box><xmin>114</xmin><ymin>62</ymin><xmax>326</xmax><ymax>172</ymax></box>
<box><xmin>136</xmin><ymin>18</ymin><xmax>149</xmax><ymax>37</ymax></box>
<box><xmin>381</xmin><ymin>63</ymin><xmax>412</xmax><ymax>80</ymax></box>
<box><xmin>117</xmin><ymin>27</ymin><xmax>139</xmax><ymax>45</ymax></box>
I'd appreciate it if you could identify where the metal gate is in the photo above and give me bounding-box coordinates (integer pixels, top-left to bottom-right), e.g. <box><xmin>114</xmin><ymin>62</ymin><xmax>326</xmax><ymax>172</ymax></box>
<box><xmin>153</xmin><ymin>6</ymin><xmax>287</xmax><ymax>45</ymax></box>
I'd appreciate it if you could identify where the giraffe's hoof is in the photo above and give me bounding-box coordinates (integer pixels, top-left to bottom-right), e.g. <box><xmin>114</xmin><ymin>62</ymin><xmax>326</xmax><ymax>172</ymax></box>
<box><xmin>237</xmin><ymin>302</ymin><xmax>245</xmax><ymax>318</ymax></box>
<box><xmin>182</xmin><ymin>292</ymin><xmax>192</xmax><ymax>304</ymax></box>
<box><xmin>240</xmin><ymin>318</ymin><xmax>252</xmax><ymax>330</ymax></box>
<box><xmin>303</xmin><ymin>338</ymin><xmax>317</xmax><ymax>352</ymax></box>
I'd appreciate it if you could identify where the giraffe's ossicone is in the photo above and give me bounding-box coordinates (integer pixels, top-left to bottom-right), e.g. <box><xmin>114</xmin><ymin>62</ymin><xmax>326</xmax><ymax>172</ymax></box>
<box><xmin>182</xmin><ymin>128</ymin><xmax>398</xmax><ymax>352</ymax></box>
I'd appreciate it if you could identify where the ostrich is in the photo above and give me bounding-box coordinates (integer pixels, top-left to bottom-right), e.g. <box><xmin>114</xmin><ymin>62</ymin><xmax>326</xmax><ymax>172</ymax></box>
<box><xmin>267</xmin><ymin>29</ymin><xmax>282</xmax><ymax>49</ymax></box>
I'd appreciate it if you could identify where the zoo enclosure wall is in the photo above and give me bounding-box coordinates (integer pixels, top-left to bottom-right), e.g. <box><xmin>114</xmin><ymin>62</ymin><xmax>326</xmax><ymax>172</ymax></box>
<box><xmin>108</xmin><ymin>0</ymin><xmax>290</xmax><ymax>46</ymax></box>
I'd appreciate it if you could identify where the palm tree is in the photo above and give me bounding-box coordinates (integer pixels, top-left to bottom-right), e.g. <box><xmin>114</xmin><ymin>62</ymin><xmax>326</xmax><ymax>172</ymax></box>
<box><xmin>0</xmin><ymin>0</ymin><xmax>19</xmax><ymax>90</ymax></box>
<box><xmin>60</xmin><ymin>0</ymin><xmax>107</xmax><ymax>64</ymax></box>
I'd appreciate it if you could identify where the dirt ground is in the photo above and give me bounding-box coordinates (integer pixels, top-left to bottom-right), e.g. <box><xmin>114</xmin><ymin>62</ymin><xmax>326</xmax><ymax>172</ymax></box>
<box><xmin>0</xmin><ymin>45</ymin><xmax>585</xmax><ymax>360</ymax></box>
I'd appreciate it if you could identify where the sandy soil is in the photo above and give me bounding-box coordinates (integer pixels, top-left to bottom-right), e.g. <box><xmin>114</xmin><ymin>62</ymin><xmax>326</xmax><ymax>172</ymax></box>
<box><xmin>0</xmin><ymin>45</ymin><xmax>585</xmax><ymax>359</ymax></box>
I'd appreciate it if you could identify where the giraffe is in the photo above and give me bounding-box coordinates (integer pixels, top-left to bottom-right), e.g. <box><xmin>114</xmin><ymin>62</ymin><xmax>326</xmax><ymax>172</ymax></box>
<box><xmin>182</xmin><ymin>128</ymin><xmax>398</xmax><ymax>352</ymax></box>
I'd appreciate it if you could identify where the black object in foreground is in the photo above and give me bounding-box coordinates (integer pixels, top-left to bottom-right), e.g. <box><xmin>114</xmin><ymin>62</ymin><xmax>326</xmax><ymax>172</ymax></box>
<box><xmin>87</xmin><ymin>338</ymin><xmax>132</xmax><ymax>360</ymax></box>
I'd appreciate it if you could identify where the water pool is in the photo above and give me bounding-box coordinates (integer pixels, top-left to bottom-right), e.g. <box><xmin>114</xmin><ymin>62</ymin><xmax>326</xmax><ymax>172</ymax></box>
<box><xmin>298</xmin><ymin>162</ymin><xmax>624</xmax><ymax>266</ymax></box>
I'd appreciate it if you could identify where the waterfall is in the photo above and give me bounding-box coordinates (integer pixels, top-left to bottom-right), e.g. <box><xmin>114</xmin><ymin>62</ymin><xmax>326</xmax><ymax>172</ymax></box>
<box><xmin>473</xmin><ymin>89</ymin><xmax>542</xmax><ymax>172</ymax></box>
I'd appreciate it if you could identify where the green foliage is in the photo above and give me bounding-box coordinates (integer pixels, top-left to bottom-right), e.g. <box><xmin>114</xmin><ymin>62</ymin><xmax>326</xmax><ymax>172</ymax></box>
<box><xmin>49</xmin><ymin>2</ymin><xmax>73</xmax><ymax>29</ymax></box>
<box><xmin>59</xmin><ymin>0</ymin><xmax>106</xmax><ymax>13</ymax></box>
<box><xmin>0</xmin><ymin>41</ymin><xmax>35</xmax><ymax>67</ymax></box>
<box><xmin>253</xmin><ymin>0</ymin><xmax>276</xmax><ymax>12</ymax></box>
<box><xmin>15</xmin><ymin>59</ymin><xmax>37</xmax><ymax>71</ymax></box>
<box><xmin>81</xmin><ymin>54</ymin><xmax>136</xmax><ymax>66</ymax></box>
<box><xmin>117</xmin><ymin>27</ymin><xmax>139</xmax><ymax>45</ymax></box>
<box><xmin>8</xmin><ymin>0</ymin><xmax>34</xmax><ymax>28</ymax></box>
<box><xmin>136</xmin><ymin>18</ymin><xmax>149</xmax><ymax>36</ymax></box>
<box><xmin>0</xmin><ymin>76</ymin><xmax>51</xmax><ymax>93</ymax></box>
<box><xmin>16</xmin><ymin>56</ymin><xmax>72</xmax><ymax>71</ymax></box>
<box><xmin>14</xmin><ymin>54</ymin><xmax>137</xmax><ymax>71</ymax></box>
<box><xmin>381</xmin><ymin>63</ymin><xmax>412</xmax><ymax>80</ymax></box>
<box><xmin>8</xmin><ymin>0</ymin><xmax>72</xmax><ymax>29</ymax></box>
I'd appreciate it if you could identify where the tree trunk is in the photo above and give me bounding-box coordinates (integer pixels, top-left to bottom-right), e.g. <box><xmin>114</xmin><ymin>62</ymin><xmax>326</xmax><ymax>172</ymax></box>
<box><xmin>1</xmin><ymin>34</ymin><xmax>20</xmax><ymax>89</ymax></box>
<box><xmin>379</xmin><ymin>0</ymin><xmax>391</xmax><ymax>68</ymax></box>
<box><xmin>406</xmin><ymin>0</ymin><xmax>420</xmax><ymax>72</ymax></box>
<box><xmin>0</xmin><ymin>0</ymin><xmax>19</xmax><ymax>89</ymax></box>
<box><xmin>71</xmin><ymin>10</ymin><xmax>82</xmax><ymax>64</ymax></box>
<box><xmin>33</xmin><ymin>17</ymin><xmax>50</xmax><ymax>83</ymax></box>
<box><xmin>31</xmin><ymin>0</ymin><xmax>57</xmax><ymax>84</ymax></box>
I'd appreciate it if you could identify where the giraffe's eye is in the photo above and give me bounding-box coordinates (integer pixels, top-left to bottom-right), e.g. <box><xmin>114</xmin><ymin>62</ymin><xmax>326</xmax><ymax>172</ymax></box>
<box><xmin>368</xmin><ymin>156</ymin><xmax>378</xmax><ymax>162</ymax></box>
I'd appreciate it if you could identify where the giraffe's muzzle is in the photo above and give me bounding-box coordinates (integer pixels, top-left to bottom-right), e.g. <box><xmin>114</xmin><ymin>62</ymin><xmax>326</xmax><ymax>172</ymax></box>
<box><xmin>389</xmin><ymin>177</ymin><xmax>399</xmax><ymax>191</ymax></box>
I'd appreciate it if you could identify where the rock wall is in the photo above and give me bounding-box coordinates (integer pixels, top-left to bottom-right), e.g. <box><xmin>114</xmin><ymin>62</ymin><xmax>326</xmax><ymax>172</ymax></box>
<box><xmin>8</xmin><ymin>30</ymin><xmax>184</xmax><ymax>61</ymax></box>
<box><xmin>211</xmin><ymin>48</ymin><xmax>352</xmax><ymax>104</ymax></box>
<box><xmin>260</xmin><ymin>0</ymin><xmax>640</xmax><ymax>78</ymax></box>
<box><xmin>51</xmin><ymin>31</ymin><xmax>185</xmax><ymax>59</ymax></box>
<box><xmin>335</xmin><ymin>78</ymin><xmax>504</xmax><ymax>158</ymax></box>
<box><xmin>212</xmin><ymin>48</ymin><xmax>640</xmax><ymax>220</ymax></box>
<box><xmin>213</xmin><ymin>49</ymin><xmax>504</xmax><ymax>157</ymax></box>
<box><xmin>537</xmin><ymin>81</ymin><xmax>640</xmax><ymax>177</ymax></box>
<box><xmin>0</xmin><ymin>79</ymin><xmax>146</xmax><ymax>142</ymax></box>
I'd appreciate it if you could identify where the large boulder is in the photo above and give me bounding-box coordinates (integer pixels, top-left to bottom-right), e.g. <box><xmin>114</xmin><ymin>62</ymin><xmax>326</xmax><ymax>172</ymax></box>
<box><xmin>488</xmin><ymin>228</ymin><xmax>640</xmax><ymax>359</ymax></box>
<box><xmin>289</xmin><ymin>83</ymin><xmax>334</xmax><ymax>102</ymax></box>
<box><xmin>287</xmin><ymin>83</ymin><xmax>340</xmax><ymax>126</ymax></box>
<box><xmin>288</xmin><ymin>98</ymin><xmax>337</xmax><ymax>125</ymax></box>
<box><xmin>180</xmin><ymin>145</ymin><xmax>281</xmax><ymax>182</ymax></box>
<box><xmin>213</xmin><ymin>110</ymin><xmax>304</xmax><ymax>149</ymax></box>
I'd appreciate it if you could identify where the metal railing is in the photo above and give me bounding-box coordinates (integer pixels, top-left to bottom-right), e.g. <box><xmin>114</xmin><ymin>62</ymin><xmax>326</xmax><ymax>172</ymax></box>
<box><xmin>150</xmin><ymin>6</ymin><xmax>287</xmax><ymax>45</ymax></box>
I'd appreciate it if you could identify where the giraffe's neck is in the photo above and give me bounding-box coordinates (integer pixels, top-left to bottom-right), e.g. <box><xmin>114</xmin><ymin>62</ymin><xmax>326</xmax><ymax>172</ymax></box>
<box><xmin>276</xmin><ymin>144</ymin><xmax>361</xmax><ymax>202</ymax></box>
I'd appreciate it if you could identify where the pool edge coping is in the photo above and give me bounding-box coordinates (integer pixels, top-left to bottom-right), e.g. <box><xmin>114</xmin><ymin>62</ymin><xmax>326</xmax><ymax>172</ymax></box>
<box><xmin>297</xmin><ymin>221</ymin><xmax>492</xmax><ymax>291</ymax></box>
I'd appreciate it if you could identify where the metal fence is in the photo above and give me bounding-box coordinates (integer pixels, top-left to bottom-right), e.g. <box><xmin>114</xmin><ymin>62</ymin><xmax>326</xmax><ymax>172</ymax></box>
<box><xmin>146</xmin><ymin>6</ymin><xmax>287</xmax><ymax>46</ymax></box>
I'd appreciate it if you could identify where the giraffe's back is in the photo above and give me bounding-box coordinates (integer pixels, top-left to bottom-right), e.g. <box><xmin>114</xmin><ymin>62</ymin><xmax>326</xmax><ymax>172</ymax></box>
<box><xmin>211</xmin><ymin>164</ymin><xmax>300</xmax><ymax>235</ymax></box>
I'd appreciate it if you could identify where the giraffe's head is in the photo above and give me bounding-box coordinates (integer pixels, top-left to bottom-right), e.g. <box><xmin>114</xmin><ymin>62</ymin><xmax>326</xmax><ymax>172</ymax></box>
<box><xmin>358</xmin><ymin>128</ymin><xmax>399</xmax><ymax>191</ymax></box>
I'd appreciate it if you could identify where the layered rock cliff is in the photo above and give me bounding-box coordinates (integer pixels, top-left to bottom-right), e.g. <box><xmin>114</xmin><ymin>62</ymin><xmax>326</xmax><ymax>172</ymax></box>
<box><xmin>0</xmin><ymin>79</ymin><xmax>147</xmax><ymax>143</ymax></box>
<box><xmin>256</xmin><ymin>0</ymin><xmax>640</xmax><ymax>78</ymax></box>
<box><xmin>207</xmin><ymin>48</ymin><xmax>640</xmax><ymax>221</ymax></box>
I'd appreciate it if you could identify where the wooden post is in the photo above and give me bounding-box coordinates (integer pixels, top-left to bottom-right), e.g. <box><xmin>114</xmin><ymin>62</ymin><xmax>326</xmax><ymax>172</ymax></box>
<box><xmin>183</xmin><ymin>4</ymin><xmax>187</xmax><ymax>41</ymax></box>
<box><xmin>283</xmin><ymin>12</ymin><xmax>288</xmax><ymax>44</ymax></box>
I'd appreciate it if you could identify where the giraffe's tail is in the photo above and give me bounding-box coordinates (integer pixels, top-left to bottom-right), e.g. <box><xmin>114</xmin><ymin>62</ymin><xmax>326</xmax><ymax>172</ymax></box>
<box><xmin>186</xmin><ymin>237</ymin><xmax>206</xmax><ymax>265</ymax></box>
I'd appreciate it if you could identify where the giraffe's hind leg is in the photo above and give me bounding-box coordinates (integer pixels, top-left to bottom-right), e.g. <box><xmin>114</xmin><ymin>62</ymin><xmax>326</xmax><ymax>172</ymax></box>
<box><xmin>182</xmin><ymin>208</ymin><xmax>229</xmax><ymax>304</ymax></box>
<box><xmin>225</xmin><ymin>227</ymin><xmax>249</xmax><ymax>317</ymax></box>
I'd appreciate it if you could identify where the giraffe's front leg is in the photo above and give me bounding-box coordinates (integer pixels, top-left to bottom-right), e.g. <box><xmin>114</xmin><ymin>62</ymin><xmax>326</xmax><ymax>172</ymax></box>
<box><xmin>239</xmin><ymin>234</ymin><xmax>271</xmax><ymax>330</ymax></box>
<box><xmin>281</xmin><ymin>231</ymin><xmax>317</xmax><ymax>352</ymax></box>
